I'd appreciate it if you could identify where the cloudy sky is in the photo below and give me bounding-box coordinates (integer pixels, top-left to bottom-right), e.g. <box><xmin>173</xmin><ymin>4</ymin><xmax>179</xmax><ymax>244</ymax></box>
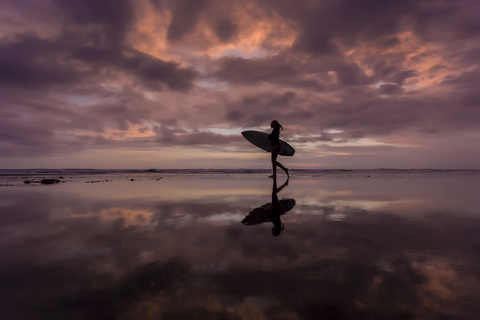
<box><xmin>1</xmin><ymin>0</ymin><xmax>479</xmax><ymax>169</ymax></box>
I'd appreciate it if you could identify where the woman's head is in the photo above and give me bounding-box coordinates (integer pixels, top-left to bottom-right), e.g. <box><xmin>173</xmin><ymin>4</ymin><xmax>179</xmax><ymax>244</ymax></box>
<box><xmin>270</xmin><ymin>120</ymin><xmax>283</xmax><ymax>130</ymax></box>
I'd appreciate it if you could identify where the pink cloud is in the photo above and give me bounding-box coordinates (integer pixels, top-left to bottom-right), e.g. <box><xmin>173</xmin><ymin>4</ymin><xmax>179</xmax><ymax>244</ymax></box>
<box><xmin>1</xmin><ymin>0</ymin><xmax>480</xmax><ymax>168</ymax></box>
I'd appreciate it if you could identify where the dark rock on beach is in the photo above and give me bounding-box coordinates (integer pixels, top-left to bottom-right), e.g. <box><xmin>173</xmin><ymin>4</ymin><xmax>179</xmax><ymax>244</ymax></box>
<box><xmin>40</xmin><ymin>179</ymin><xmax>61</xmax><ymax>185</ymax></box>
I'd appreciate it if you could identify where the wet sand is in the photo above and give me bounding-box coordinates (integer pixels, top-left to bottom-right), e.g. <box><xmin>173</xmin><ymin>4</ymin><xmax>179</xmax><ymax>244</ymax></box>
<box><xmin>1</xmin><ymin>170</ymin><xmax>480</xmax><ymax>319</ymax></box>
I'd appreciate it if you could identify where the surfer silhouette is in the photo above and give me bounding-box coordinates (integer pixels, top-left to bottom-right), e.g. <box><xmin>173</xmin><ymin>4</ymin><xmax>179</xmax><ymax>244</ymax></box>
<box><xmin>241</xmin><ymin>176</ymin><xmax>294</xmax><ymax>237</ymax></box>
<box><xmin>270</xmin><ymin>176</ymin><xmax>285</xmax><ymax>236</ymax></box>
<box><xmin>268</xmin><ymin>120</ymin><xmax>289</xmax><ymax>178</ymax></box>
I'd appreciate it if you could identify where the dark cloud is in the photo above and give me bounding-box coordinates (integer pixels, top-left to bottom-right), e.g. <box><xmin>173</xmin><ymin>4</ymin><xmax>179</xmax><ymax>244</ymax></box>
<box><xmin>215</xmin><ymin>56</ymin><xmax>296</xmax><ymax>84</ymax></box>
<box><xmin>69</xmin><ymin>44</ymin><xmax>198</xmax><ymax>91</ymax></box>
<box><xmin>376</xmin><ymin>36</ymin><xmax>401</xmax><ymax>48</ymax></box>
<box><xmin>379</xmin><ymin>83</ymin><xmax>404</xmax><ymax>95</ymax></box>
<box><xmin>153</xmin><ymin>125</ymin><xmax>241</xmax><ymax>146</ymax></box>
<box><xmin>350</xmin><ymin>130</ymin><xmax>365</xmax><ymax>139</ymax></box>
<box><xmin>390</xmin><ymin>69</ymin><xmax>418</xmax><ymax>85</ymax></box>
<box><xmin>76</xmin><ymin>134</ymin><xmax>116</xmax><ymax>146</ymax></box>
<box><xmin>214</xmin><ymin>52</ymin><xmax>414</xmax><ymax>92</ymax></box>
<box><xmin>461</xmin><ymin>92</ymin><xmax>480</xmax><ymax>108</ymax></box>
<box><xmin>0</xmin><ymin>39</ymin><xmax>197</xmax><ymax>94</ymax></box>
<box><xmin>0</xmin><ymin>35</ymin><xmax>82</xmax><ymax>88</ymax></box>
<box><xmin>293</xmin><ymin>32</ymin><xmax>338</xmax><ymax>56</ymax></box>
<box><xmin>0</xmin><ymin>0</ymin><xmax>198</xmax><ymax>93</ymax></box>
<box><xmin>218</xmin><ymin>74</ymin><xmax>480</xmax><ymax>137</ymax></box>
<box><xmin>440</xmin><ymin>69</ymin><xmax>480</xmax><ymax>89</ymax></box>
<box><xmin>53</xmin><ymin>0</ymin><xmax>135</xmax><ymax>43</ymax></box>
<box><xmin>58</xmin><ymin>125</ymin><xmax>244</xmax><ymax>151</ymax></box>
<box><xmin>213</xmin><ymin>19</ymin><xmax>238</xmax><ymax>42</ymax></box>
<box><xmin>224</xmin><ymin>91</ymin><xmax>302</xmax><ymax>127</ymax></box>
<box><xmin>262</xmin><ymin>0</ymin><xmax>416</xmax><ymax>54</ymax></box>
<box><xmin>370</xmin><ymin>63</ymin><xmax>418</xmax><ymax>86</ymax></box>
<box><xmin>319</xmin><ymin>133</ymin><xmax>334</xmax><ymax>141</ymax></box>
<box><xmin>428</xmin><ymin>64</ymin><xmax>447</xmax><ymax>73</ymax></box>
<box><xmin>0</xmin><ymin>101</ymin><xmax>88</xmax><ymax>157</ymax></box>
<box><xmin>213</xmin><ymin>54</ymin><xmax>329</xmax><ymax>91</ymax></box>
<box><xmin>451</xmin><ymin>47</ymin><xmax>480</xmax><ymax>67</ymax></box>
<box><xmin>167</xmin><ymin>0</ymin><xmax>210</xmax><ymax>41</ymax></box>
<box><xmin>409</xmin><ymin>0</ymin><xmax>480</xmax><ymax>42</ymax></box>
<box><xmin>1</xmin><ymin>0</ymin><xmax>480</xmax><ymax>165</ymax></box>
<box><xmin>122</xmin><ymin>50</ymin><xmax>199</xmax><ymax>91</ymax></box>
<box><xmin>334</xmin><ymin>63</ymin><xmax>371</xmax><ymax>86</ymax></box>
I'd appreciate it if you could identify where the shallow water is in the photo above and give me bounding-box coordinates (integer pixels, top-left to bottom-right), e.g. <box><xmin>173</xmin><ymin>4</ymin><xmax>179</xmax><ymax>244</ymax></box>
<box><xmin>1</xmin><ymin>171</ymin><xmax>480</xmax><ymax>319</ymax></box>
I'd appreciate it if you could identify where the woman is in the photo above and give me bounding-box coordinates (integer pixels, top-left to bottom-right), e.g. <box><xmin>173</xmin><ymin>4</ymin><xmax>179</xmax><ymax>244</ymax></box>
<box><xmin>268</xmin><ymin>120</ymin><xmax>289</xmax><ymax>178</ymax></box>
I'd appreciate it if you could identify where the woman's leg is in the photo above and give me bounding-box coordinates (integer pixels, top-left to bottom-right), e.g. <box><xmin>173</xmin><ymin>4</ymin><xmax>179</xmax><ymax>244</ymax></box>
<box><xmin>270</xmin><ymin>146</ymin><xmax>280</xmax><ymax>177</ymax></box>
<box><xmin>276</xmin><ymin>161</ymin><xmax>289</xmax><ymax>177</ymax></box>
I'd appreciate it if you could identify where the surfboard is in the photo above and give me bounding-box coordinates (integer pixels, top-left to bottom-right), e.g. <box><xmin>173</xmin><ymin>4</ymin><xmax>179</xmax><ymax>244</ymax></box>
<box><xmin>241</xmin><ymin>198</ymin><xmax>296</xmax><ymax>226</ymax></box>
<box><xmin>241</xmin><ymin>130</ymin><xmax>295</xmax><ymax>156</ymax></box>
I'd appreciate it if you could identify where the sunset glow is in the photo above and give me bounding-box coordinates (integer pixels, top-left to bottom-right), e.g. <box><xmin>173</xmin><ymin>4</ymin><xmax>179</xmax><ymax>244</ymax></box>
<box><xmin>1</xmin><ymin>0</ymin><xmax>480</xmax><ymax>169</ymax></box>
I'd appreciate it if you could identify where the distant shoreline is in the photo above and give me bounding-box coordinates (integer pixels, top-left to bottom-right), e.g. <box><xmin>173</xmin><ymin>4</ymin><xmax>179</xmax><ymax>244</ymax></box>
<box><xmin>0</xmin><ymin>168</ymin><xmax>479</xmax><ymax>176</ymax></box>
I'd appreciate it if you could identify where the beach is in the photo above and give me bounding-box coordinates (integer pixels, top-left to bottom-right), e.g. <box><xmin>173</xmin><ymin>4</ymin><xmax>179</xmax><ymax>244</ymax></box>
<box><xmin>1</xmin><ymin>170</ymin><xmax>480</xmax><ymax>319</ymax></box>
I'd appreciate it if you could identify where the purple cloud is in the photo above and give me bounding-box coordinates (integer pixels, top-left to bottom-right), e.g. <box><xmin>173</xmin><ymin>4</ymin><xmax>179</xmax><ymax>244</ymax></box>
<box><xmin>1</xmin><ymin>0</ymin><xmax>480</xmax><ymax>167</ymax></box>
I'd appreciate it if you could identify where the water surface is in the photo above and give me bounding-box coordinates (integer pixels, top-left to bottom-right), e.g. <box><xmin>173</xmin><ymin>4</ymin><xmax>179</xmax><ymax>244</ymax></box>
<box><xmin>1</xmin><ymin>171</ymin><xmax>480</xmax><ymax>319</ymax></box>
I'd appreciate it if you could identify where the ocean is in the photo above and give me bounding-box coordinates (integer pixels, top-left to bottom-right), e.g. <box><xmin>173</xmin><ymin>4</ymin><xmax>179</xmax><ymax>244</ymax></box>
<box><xmin>1</xmin><ymin>169</ymin><xmax>479</xmax><ymax>319</ymax></box>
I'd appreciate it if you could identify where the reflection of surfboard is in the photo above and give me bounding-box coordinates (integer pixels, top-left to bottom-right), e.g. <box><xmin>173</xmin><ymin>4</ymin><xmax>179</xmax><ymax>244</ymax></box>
<box><xmin>241</xmin><ymin>198</ymin><xmax>296</xmax><ymax>226</ymax></box>
<box><xmin>242</xmin><ymin>131</ymin><xmax>295</xmax><ymax>156</ymax></box>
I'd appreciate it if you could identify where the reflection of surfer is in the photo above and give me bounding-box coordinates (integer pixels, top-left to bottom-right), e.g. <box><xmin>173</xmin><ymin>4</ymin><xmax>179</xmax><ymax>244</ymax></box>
<box><xmin>268</xmin><ymin>120</ymin><xmax>289</xmax><ymax>178</ymax></box>
<box><xmin>271</xmin><ymin>176</ymin><xmax>285</xmax><ymax>236</ymax></box>
<box><xmin>241</xmin><ymin>176</ymin><xmax>294</xmax><ymax>237</ymax></box>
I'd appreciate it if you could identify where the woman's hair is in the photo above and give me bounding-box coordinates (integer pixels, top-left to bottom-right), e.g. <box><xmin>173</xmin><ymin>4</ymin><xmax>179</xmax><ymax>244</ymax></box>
<box><xmin>271</xmin><ymin>120</ymin><xmax>283</xmax><ymax>131</ymax></box>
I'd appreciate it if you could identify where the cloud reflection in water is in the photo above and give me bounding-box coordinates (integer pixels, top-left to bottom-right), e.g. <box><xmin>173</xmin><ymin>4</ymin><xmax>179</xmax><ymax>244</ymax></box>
<box><xmin>0</xmin><ymin>173</ymin><xmax>480</xmax><ymax>319</ymax></box>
